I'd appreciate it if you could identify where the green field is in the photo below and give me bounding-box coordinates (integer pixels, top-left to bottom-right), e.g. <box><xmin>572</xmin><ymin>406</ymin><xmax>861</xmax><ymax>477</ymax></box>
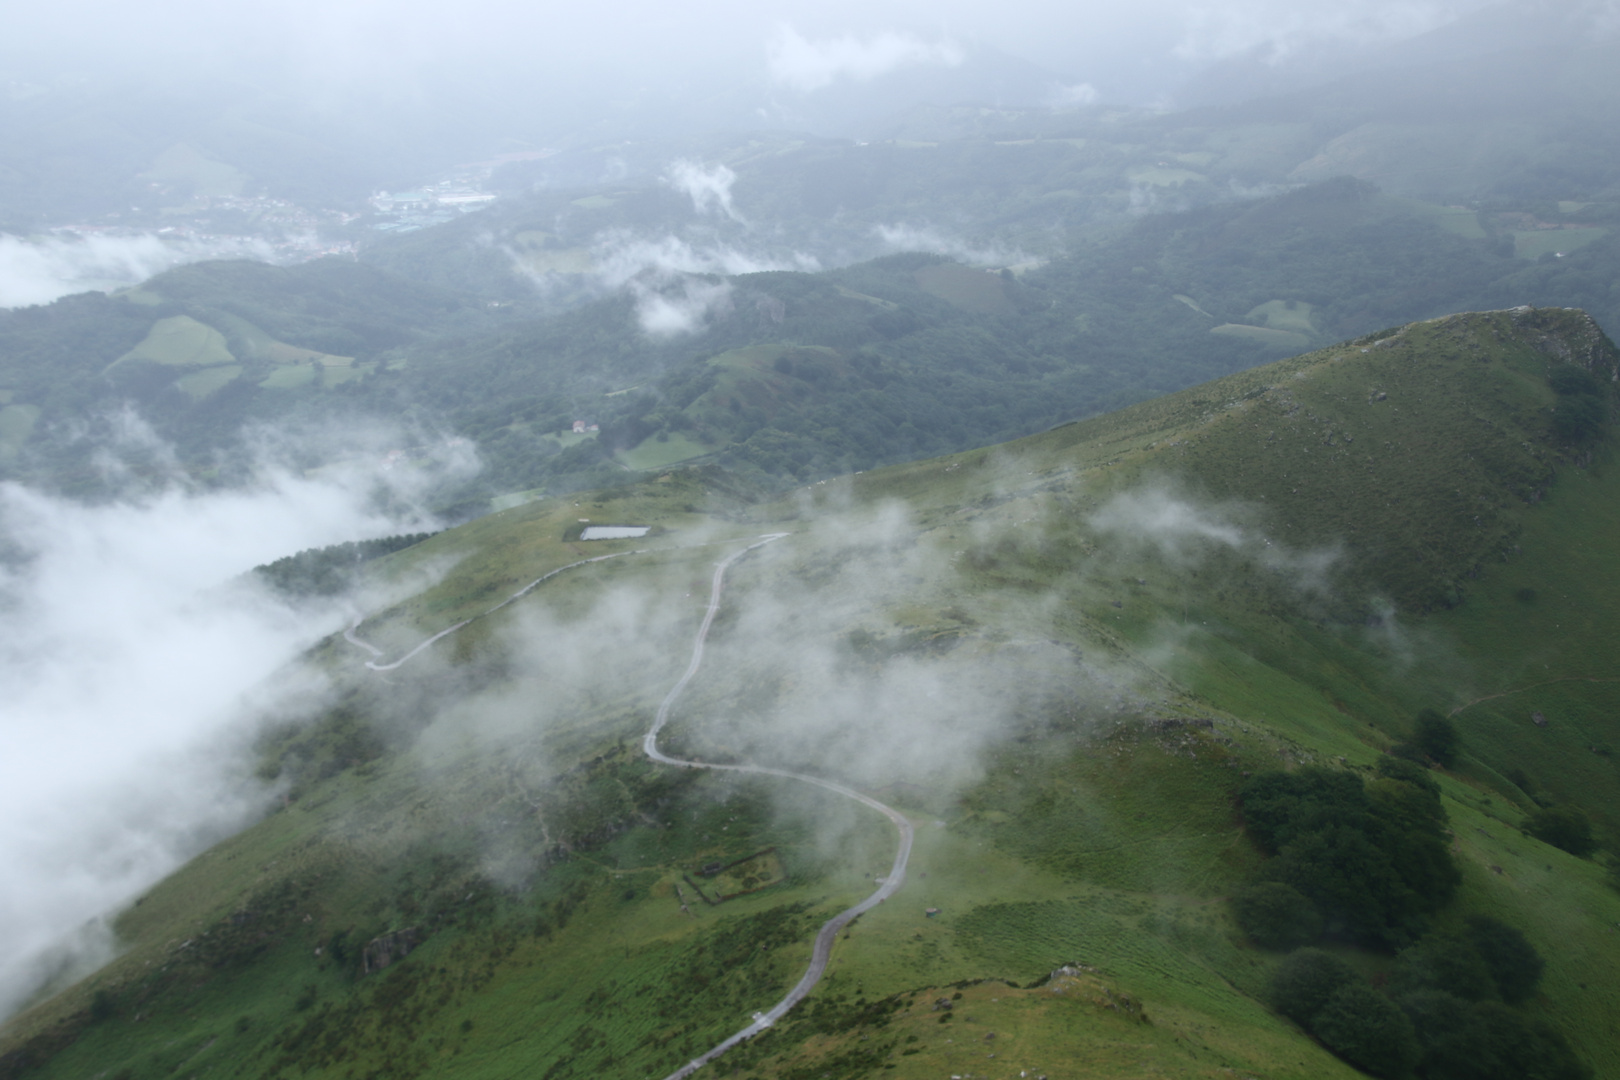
<box><xmin>618</xmin><ymin>431</ymin><xmax>715</xmax><ymax>470</ymax></box>
<box><xmin>1209</xmin><ymin>322</ymin><xmax>1312</xmax><ymax>348</ymax></box>
<box><xmin>175</xmin><ymin>364</ymin><xmax>243</xmax><ymax>401</ymax></box>
<box><xmin>111</xmin><ymin>315</ymin><xmax>234</xmax><ymax>368</ymax></box>
<box><xmin>1392</xmin><ymin>198</ymin><xmax>1489</xmax><ymax>239</ymax></box>
<box><xmin>1245</xmin><ymin>298</ymin><xmax>1319</xmax><ymax>336</ymax></box>
<box><xmin>1514</xmin><ymin>227</ymin><xmax>1608</xmax><ymax>260</ymax></box>
<box><xmin>259</xmin><ymin>364</ymin><xmax>318</xmax><ymax>390</ymax></box>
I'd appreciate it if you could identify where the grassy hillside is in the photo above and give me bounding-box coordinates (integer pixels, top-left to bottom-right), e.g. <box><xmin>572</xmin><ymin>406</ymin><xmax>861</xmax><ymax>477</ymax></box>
<box><xmin>3</xmin><ymin>308</ymin><xmax>1618</xmax><ymax>1080</ymax></box>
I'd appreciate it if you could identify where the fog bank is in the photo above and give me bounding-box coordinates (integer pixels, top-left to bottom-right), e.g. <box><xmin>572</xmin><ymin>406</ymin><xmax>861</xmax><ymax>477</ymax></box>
<box><xmin>0</xmin><ymin>442</ymin><xmax>449</xmax><ymax>1019</ymax></box>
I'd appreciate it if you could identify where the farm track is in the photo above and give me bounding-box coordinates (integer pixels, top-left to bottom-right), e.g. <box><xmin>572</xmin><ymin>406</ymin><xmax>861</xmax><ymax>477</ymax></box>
<box><xmin>350</xmin><ymin>533</ymin><xmax>915</xmax><ymax>1079</ymax></box>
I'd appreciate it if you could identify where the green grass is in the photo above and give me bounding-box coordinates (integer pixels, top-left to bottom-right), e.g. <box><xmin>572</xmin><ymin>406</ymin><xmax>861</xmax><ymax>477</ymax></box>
<box><xmin>618</xmin><ymin>431</ymin><xmax>715</xmax><ymax>470</ymax></box>
<box><xmin>1209</xmin><ymin>322</ymin><xmax>1312</xmax><ymax>348</ymax></box>
<box><xmin>1245</xmin><ymin>299</ymin><xmax>1318</xmax><ymax>336</ymax></box>
<box><xmin>1392</xmin><ymin>198</ymin><xmax>1488</xmax><ymax>240</ymax></box>
<box><xmin>110</xmin><ymin>315</ymin><xmax>234</xmax><ymax>368</ymax></box>
<box><xmin>1514</xmin><ymin>227</ymin><xmax>1608</xmax><ymax>259</ymax></box>
<box><xmin>174</xmin><ymin>363</ymin><xmax>243</xmax><ymax>401</ymax></box>
<box><xmin>259</xmin><ymin>364</ymin><xmax>318</xmax><ymax>389</ymax></box>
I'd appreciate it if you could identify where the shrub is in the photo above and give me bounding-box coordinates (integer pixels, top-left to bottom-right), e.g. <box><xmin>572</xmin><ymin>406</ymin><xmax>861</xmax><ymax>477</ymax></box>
<box><xmin>1241</xmin><ymin>768</ymin><xmax>1459</xmax><ymax>946</ymax></box>
<box><xmin>1551</xmin><ymin>391</ymin><xmax>1605</xmax><ymax>444</ymax></box>
<box><xmin>1397</xmin><ymin>989</ymin><xmax>1492</xmax><ymax>1080</ymax></box>
<box><xmin>1310</xmin><ymin>982</ymin><xmax>1421</xmax><ymax>1079</ymax></box>
<box><xmin>1270</xmin><ymin>947</ymin><xmax>1357</xmax><ymax>1026</ymax></box>
<box><xmin>1473</xmin><ymin>1002</ymin><xmax>1591</xmax><ymax>1080</ymax></box>
<box><xmin>1464</xmin><ymin>916</ymin><xmax>1544</xmax><ymax>1005</ymax></box>
<box><xmin>1389</xmin><ymin>934</ymin><xmax>1498</xmax><ymax>1001</ymax></box>
<box><xmin>1240</xmin><ymin>768</ymin><xmax>1368</xmax><ymax>854</ymax></box>
<box><xmin>1377</xmin><ymin>756</ymin><xmax>1439</xmax><ymax>794</ymax></box>
<box><xmin>1524</xmin><ymin>805</ymin><xmax>1597</xmax><ymax>857</ymax></box>
<box><xmin>1411</xmin><ymin>710</ymin><xmax>1459</xmax><ymax>766</ymax></box>
<box><xmin>1231</xmin><ymin>882</ymin><xmax>1322</xmax><ymax>949</ymax></box>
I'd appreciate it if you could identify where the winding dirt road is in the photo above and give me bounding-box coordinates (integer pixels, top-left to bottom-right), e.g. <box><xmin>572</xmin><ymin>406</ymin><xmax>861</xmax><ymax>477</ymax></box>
<box><xmin>346</xmin><ymin>550</ymin><xmax>642</xmax><ymax>670</ymax></box>
<box><xmin>643</xmin><ymin>535</ymin><xmax>915</xmax><ymax>1080</ymax></box>
<box><xmin>348</xmin><ymin>534</ymin><xmax>915</xmax><ymax>1079</ymax></box>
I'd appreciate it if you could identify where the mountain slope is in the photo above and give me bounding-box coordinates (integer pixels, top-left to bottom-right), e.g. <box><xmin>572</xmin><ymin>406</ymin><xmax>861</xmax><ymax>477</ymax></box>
<box><xmin>2</xmin><ymin>308</ymin><xmax>1617</xmax><ymax>1080</ymax></box>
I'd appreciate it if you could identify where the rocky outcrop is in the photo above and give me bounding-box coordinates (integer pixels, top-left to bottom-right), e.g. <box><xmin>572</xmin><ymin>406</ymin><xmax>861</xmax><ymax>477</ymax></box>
<box><xmin>361</xmin><ymin>928</ymin><xmax>424</xmax><ymax>975</ymax></box>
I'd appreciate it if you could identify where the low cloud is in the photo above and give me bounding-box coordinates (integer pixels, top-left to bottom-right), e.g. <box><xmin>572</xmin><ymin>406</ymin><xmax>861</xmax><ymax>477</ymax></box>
<box><xmin>872</xmin><ymin>224</ymin><xmax>1030</xmax><ymax>268</ymax></box>
<box><xmin>0</xmin><ymin>232</ymin><xmax>274</xmax><ymax>309</ymax></box>
<box><xmin>592</xmin><ymin>232</ymin><xmax>817</xmax><ymax>336</ymax></box>
<box><xmin>664</xmin><ymin>160</ymin><xmax>743</xmax><ymax>222</ymax></box>
<box><xmin>767</xmin><ymin>25</ymin><xmax>965</xmax><ymax>92</ymax></box>
<box><xmin>1089</xmin><ymin>486</ymin><xmax>1340</xmax><ymax>595</ymax></box>
<box><xmin>0</xmin><ymin>427</ymin><xmax>456</xmax><ymax>1019</ymax></box>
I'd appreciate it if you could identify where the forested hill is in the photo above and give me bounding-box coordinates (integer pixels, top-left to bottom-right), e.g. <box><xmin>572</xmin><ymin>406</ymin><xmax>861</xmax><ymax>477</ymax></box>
<box><xmin>2</xmin><ymin>178</ymin><xmax>1618</xmax><ymax>510</ymax></box>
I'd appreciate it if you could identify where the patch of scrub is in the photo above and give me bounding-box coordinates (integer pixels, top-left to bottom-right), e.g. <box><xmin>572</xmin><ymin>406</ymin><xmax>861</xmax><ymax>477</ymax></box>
<box><xmin>111</xmin><ymin>315</ymin><xmax>234</xmax><ymax>368</ymax></box>
<box><xmin>0</xmin><ymin>404</ymin><xmax>41</xmax><ymax>460</ymax></box>
<box><xmin>1514</xmin><ymin>228</ymin><xmax>1607</xmax><ymax>260</ymax></box>
<box><xmin>1210</xmin><ymin>323</ymin><xmax>1312</xmax><ymax>349</ymax></box>
<box><xmin>175</xmin><ymin>364</ymin><xmax>243</xmax><ymax>401</ymax></box>
<box><xmin>1245</xmin><ymin>299</ymin><xmax>1318</xmax><ymax>336</ymax></box>
<box><xmin>580</xmin><ymin>526</ymin><xmax>649</xmax><ymax>540</ymax></box>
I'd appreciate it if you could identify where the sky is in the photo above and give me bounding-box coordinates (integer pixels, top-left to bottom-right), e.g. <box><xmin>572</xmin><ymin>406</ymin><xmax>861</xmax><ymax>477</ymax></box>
<box><xmin>1</xmin><ymin>0</ymin><xmax>1506</xmax><ymax>107</ymax></box>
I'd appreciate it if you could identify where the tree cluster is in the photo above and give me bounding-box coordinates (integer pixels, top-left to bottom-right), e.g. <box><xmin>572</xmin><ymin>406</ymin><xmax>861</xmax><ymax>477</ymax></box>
<box><xmin>1235</xmin><ymin>761</ymin><xmax>1459</xmax><ymax>948</ymax></box>
<box><xmin>1270</xmin><ymin>922</ymin><xmax>1585</xmax><ymax>1080</ymax></box>
<box><xmin>251</xmin><ymin>532</ymin><xmax>436</xmax><ymax>598</ymax></box>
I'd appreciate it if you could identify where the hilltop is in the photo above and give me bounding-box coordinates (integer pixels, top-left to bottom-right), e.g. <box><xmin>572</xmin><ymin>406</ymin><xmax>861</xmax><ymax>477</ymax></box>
<box><xmin>2</xmin><ymin>305</ymin><xmax>1616</xmax><ymax>1080</ymax></box>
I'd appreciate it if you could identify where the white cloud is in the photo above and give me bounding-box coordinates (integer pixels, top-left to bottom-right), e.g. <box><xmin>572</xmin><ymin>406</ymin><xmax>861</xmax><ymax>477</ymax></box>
<box><xmin>0</xmin><ymin>435</ymin><xmax>454</xmax><ymax>1019</ymax></box>
<box><xmin>766</xmin><ymin>24</ymin><xmax>965</xmax><ymax>92</ymax></box>
<box><xmin>0</xmin><ymin>233</ymin><xmax>274</xmax><ymax>310</ymax></box>
<box><xmin>637</xmin><ymin>278</ymin><xmax>736</xmax><ymax>337</ymax></box>
<box><xmin>664</xmin><ymin>159</ymin><xmax>743</xmax><ymax>222</ymax></box>
<box><xmin>872</xmin><ymin>223</ymin><xmax>1029</xmax><ymax>267</ymax></box>
<box><xmin>1090</xmin><ymin>487</ymin><xmax>1339</xmax><ymax>594</ymax></box>
<box><xmin>591</xmin><ymin>232</ymin><xmax>817</xmax><ymax>336</ymax></box>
